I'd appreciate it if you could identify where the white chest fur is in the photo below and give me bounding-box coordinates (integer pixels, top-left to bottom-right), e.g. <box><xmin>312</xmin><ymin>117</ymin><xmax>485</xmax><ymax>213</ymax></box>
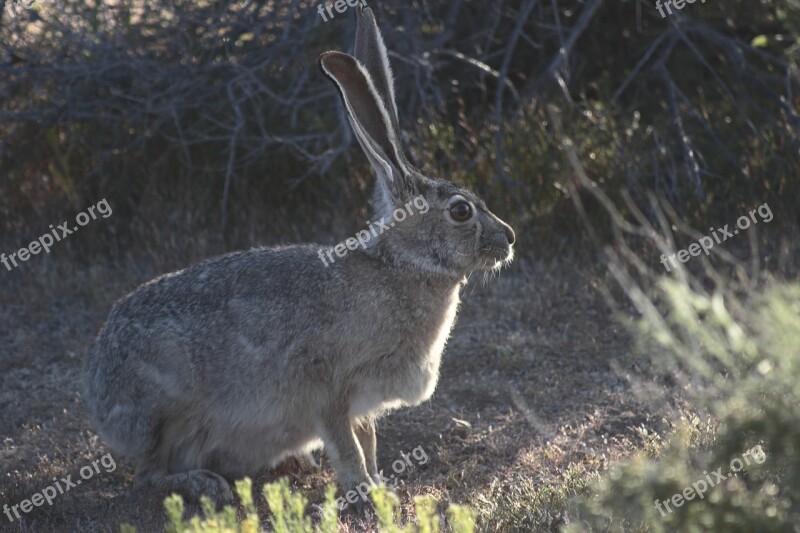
<box><xmin>348</xmin><ymin>285</ymin><xmax>461</xmax><ymax>419</ymax></box>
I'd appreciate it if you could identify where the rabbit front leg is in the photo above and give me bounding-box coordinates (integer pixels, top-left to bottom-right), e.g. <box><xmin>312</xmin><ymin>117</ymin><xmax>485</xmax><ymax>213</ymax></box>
<box><xmin>320</xmin><ymin>414</ymin><xmax>375</xmax><ymax>510</ymax></box>
<box><xmin>354</xmin><ymin>418</ymin><xmax>379</xmax><ymax>482</ymax></box>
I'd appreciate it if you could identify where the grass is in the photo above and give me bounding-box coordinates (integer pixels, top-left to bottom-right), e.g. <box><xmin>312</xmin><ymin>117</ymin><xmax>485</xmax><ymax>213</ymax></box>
<box><xmin>122</xmin><ymin>478</ymin><xmax>477</xmax><ymax>533</ymax></box>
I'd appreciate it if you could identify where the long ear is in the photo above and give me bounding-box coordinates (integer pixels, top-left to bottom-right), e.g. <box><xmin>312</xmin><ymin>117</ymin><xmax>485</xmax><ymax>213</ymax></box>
<box><xmin>354</xmin><ymin>7</ymin><xmax>401</xmax><ymax>137</ymax></box>
<box><xmin>319</xmin><ymin>51</ymin><xmax>412</xmax><ymax>211</ymax></box>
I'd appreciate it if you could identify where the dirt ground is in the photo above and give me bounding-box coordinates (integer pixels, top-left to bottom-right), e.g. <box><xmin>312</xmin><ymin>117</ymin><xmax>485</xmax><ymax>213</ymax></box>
<box><xmin>0</xmin><ymin>244</ymin><xmax>659</xmax><ymax>532</ymax></box>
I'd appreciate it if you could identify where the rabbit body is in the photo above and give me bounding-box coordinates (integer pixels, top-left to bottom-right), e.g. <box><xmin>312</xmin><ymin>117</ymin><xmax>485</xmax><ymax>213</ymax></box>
<box><xmin>87</xmin><ymin>6</ymin><xmax>514</xmax><ymax>503</ymax></box>
<box><xmin>88</xmin><ymin>245</ymin><xmax>460</xmax><ymax>485</ymax></box>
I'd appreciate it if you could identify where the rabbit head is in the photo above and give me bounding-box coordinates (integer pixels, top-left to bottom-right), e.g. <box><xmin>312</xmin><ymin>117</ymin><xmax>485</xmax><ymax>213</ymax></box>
<box><xmin>320</xmin><ymin>7</ymin><xmax>515</xmax><ymax>279</ymax></box>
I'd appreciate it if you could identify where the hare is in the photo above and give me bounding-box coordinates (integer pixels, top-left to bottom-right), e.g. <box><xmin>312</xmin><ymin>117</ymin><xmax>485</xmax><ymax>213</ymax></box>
<box><xmin>86</xmin><ymin>6</ymin><xmax>514</xmax><ymax>507</ymax></box>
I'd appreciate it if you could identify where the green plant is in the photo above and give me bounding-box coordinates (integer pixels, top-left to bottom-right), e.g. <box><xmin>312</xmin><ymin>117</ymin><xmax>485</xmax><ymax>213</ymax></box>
<box><xmin>123</xmin><ymin>478</ymin><xmax>476</xmax><ymax>533</ymax></box>
<box><xmin>568</xmin><ymin>281</ymin><xmax>800</xmax><ymax>532</ymax></box>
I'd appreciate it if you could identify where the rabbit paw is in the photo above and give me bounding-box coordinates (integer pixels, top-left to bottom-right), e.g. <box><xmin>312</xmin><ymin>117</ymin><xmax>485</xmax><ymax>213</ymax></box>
<box><xmin>344</xmin><ymin>494</ymin><xmax>375</xmax><ymax>517</ymax></box>
<box><xmin>336</xmin><ymin>479</ymin><xmax>376</xmax><ymax>514</ymax></box>
<box><xmin>157</xmin><ymin>469</ymin><xmax>235</xmax><ymax>506</ymax></box>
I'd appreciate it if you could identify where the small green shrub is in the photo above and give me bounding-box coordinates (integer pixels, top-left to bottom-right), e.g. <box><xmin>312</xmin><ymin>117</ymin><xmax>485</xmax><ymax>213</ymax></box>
<box><xmin>568</xmin><ymin>281</ymin><xmax>800</xmax><ymax>532</ymax></box>
<box><xmin>123</xmin><ymin>478</ymin><xmax>475</xmax><ymax>533</ymax></box>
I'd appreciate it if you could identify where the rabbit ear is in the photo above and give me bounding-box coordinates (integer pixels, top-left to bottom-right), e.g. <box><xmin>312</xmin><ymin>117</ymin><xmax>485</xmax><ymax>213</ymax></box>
<box><xmin>354</xmin><ymin>7</ymin><xmax>401</xmax><ymax>138</ymax></box>
<box><xmin>320</xmin><ymin>51</ymin><xmax>413</xmax><ymax>213</ymax></box>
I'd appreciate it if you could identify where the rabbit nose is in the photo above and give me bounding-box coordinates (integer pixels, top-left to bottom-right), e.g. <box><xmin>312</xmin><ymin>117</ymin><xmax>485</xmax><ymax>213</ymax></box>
<box><xmin>504</xmin><ymin>225</ymin><xmax>516</xmax><ymax>245</ymax></box>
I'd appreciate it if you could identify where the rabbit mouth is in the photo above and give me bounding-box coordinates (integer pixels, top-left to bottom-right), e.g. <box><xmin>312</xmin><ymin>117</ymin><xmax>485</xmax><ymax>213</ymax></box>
<box><xmin>480</xmin><ymin>245</ymin><xmax>515</xmax><ymax>271</ymax></box>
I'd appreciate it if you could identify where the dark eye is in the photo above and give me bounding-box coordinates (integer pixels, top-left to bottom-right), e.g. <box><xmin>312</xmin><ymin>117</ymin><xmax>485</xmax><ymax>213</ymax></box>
<box><xmin>449</xmin><ymin>201</ymin><xmax>473</xmax><ymax>222</ymax></box>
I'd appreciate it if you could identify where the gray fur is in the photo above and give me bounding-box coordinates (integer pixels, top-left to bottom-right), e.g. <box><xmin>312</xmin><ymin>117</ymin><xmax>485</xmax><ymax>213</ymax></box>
<box><xmin>86</xmin><ymin>6</ymin><xmax>515</xmax><ymax>503</ymax></box>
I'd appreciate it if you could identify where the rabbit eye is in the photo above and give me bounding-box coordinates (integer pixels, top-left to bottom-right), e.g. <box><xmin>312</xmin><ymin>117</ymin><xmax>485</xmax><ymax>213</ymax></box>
<box><xmin>449</xmin><ymin>201</ymin><xmax>473</xmax><ymax>222</ymax></box>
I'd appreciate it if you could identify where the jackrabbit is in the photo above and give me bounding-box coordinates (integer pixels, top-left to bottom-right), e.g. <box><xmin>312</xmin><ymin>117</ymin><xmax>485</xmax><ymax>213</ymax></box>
<box><xmin>86</xmin><ymin>6</ymin><xmax>515</xmax><ymax>506</ymax></box>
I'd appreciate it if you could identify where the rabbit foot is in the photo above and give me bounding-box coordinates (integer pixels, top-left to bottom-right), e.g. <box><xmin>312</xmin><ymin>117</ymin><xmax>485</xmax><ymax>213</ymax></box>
<box><xmin>344</xmin><ymin>494</ymin><xmax>375</xmax><ymax>517</ymax></box>
<box><xmin>156</xmin><ymin>469</ymin><xmax>235</xmax><ymax>506</ymax></box>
